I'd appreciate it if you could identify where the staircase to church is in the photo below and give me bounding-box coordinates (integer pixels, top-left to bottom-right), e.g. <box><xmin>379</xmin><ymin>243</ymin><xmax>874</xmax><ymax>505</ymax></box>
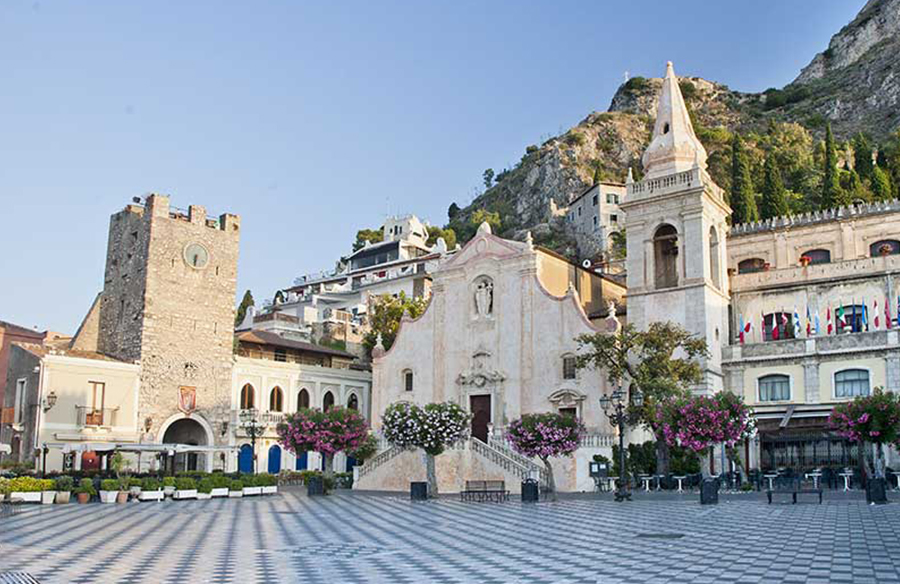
<box><xmin>356</xmin><ymin>442</ymin><xmax>404</xmax><ymax>481</ymax></box>
<box><xmin>471</xmin><ymin>437</ymin><xmax>549</xmax><ymax>487</ymax></box>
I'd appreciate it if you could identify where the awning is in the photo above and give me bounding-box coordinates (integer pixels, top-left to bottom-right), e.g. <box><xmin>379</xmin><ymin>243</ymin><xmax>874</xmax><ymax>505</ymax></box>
<box><xmin>47</xmin><ymin>442</ymin><xmax>239</xmax><ymax>455</ymax></box>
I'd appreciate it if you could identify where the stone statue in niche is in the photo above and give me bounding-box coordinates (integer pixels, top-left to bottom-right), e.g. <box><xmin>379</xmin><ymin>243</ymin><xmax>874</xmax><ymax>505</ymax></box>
<box><xmin>474</xmin><ymin>279</ymin><xmax>493</xmax><ymax>318</ymax></box>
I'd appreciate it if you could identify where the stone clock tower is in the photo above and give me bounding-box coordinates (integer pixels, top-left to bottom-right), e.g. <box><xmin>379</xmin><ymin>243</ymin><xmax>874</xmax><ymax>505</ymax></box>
<box><xmin>620</xmin><ymin>63</ymin><xmax>731</xmax><ymax>393</ymax></box>
<box><xmin>98</xmin><ymin>194</ymin><xmax>240</xmax><ymax>456</ymax></box>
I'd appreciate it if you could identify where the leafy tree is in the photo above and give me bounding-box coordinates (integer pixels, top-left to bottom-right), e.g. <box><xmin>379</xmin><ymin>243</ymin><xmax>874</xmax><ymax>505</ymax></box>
<box><xmin>730</xmin><ymin>134</ymin><xmax>759</xmax><ymax>224</ymax></box>
<box><xmin>346</xmin><ymin>433</ymin><xmax>378</xmax><ymax>464</ymax></box>
<box><xmin>829</xmin><ymin>387</ymin><xmax>900</xmax><ymax>479</ymax></box>
<box><xmin>656</xmin><ymin>392</ymin><xmax>753</xmax><ymax>478</ymax></box>
<box><xmin>871</xmin><ymin>166</ymin><xmax>893</xmax><ymax>201</ymax></box>
<box><xmin>447</xmin><ymin>202</ymin><xmax>460</xmax><ymax>221</ymax></box>
<box><xmin>363</xmin><ymin>292</ymin><xmax>429</xmax><ymax>357</ymax></box>
<box><xmin>482</xmin><ymin>168</ymin><xmax>495</xmax><ymax>189</ymax></box>
<box><xmin>852</xmin><ymin>132</ymin><xmax>874</xmax><ymax>183</ymax></box>
<box><xmin>235</xmin><ymin>289</ymin><xmax>254</xmax><ymax>327</ymax></box>
<box><xmin>840</xmin><ymin>169</ymin><xmax>870</xmax><ymax>202</ymax></box>
<box><xmin>506</xmin><ymin>412</ymin><xmax>585</xmax><ymax>501</ymax></box>
<box><xmin>426</xmin><ymin>225</ymin><xmax>457</xmax><ymax>250</ymax></box>
<box><xmin>822</xmin><ymin>123</ymin><xmax>847</xmax><ymax>209</ymax></box>
<box><xmin>609</xmin><ymin>229</ymin><xmax>627</xmax><ymax>260</ymax></box>
<box><xmin>277</xmin><ymin>407</ymin><xmax>369</xmax><ymax>479</ymax></box>
<box><xmin>352</xmin><ymin>228</ymin><xmax>384</xmax><ymax>252</ymax></box>
<box><xmin>760</xmin><ymin>152</ymin><xmax>790</xmax><ymax>220</ymax></box>
<box><xmin>471</xmin><ymin>208</ymin><xmax>501</xmax><ymax>232</ymax></box>
<box><xmin>576</xmin><ymin>322</ymin><xmax>708</xmax><ymax>477</ymax></box>
<box><xmin>381</xmin><ymin>401</ymin><xmax>470</xmax><ymax>497</ymax></box>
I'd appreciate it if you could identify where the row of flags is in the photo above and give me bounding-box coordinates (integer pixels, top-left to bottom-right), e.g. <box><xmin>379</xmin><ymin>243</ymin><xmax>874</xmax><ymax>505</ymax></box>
<box><xmin>739</xmin><ymin>296</ymin><xmax>900</xmax><ymax>344</ymax></box>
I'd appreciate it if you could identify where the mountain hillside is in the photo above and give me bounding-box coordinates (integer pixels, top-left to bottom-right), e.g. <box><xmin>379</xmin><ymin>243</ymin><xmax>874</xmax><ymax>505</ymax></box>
<box><xmin>450</xmin><ymin>0</ymin><xmax>900</xmax><ymax>258</ymax></box>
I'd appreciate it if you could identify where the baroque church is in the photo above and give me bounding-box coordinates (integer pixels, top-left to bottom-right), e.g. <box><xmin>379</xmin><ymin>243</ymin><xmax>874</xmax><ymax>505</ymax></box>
<box><xmin>358</xmin><ymin>62</ymin><xmax>900</xmax><ymax>492</ymax></box>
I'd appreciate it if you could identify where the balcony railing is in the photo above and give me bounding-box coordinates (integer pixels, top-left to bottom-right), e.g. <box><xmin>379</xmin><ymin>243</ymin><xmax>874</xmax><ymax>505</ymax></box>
<box><xmin>76</xmin><ymin>406</ymin><xmax>119</xmax><ymax>428</ymax></box>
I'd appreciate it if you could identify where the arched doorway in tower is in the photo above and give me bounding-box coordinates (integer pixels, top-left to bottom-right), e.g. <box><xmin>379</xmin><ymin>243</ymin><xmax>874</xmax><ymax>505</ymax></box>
<box><xmin>238</xmin><ymin>444</ymin><xmax>254</xmax><ymax>473</ymax></box>
<box><xmin>268</xmin><ymin>445</ymin><xmax>282</xmax><ymax>474</ymax></box>
<box><xmin>162</xmin><ymin>418</ymin><xmax>209</xmax><ymax>472</ymax></box>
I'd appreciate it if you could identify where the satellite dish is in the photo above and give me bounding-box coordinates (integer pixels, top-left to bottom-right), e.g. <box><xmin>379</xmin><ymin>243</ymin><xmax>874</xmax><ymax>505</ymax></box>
<box><xmin>582</xmin><ymin>259</ymin><xmax>592</xmax><ymax>269</ymax></box>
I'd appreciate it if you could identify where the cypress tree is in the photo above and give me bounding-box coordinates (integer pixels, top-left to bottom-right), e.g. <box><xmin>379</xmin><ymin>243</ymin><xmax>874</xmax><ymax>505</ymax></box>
<box><xmin>235</xmin><ymin>289</ymin><xmax>255</xmax><ymax>327</ymax></box>
<box><xmin>760</xmin><ymin>152</ymin><xmax>790</xmax><ymax>220</ymax></box>
<box><xmin>730</xmin><ymin>134</ymin><xmax>759</xmax><ymax>224</ymax></box>
<box><xmin>872</xmin><ymin>166</ymin><xmax>893</xmax><ymax>201</ymax></box>
<box><xmin>852</xmin><ymin>132</ymin><xmax>874</xmax><ymax>183</ymax></box>
<box><xmin>822</xmin><ymin>123</ymin><xmax>845</xmax><ymax>209</ymax></box>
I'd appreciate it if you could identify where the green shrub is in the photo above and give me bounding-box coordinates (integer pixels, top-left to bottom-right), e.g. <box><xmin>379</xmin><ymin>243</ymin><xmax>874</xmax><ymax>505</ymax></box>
<box><xmin>8</xmin><ymin>477</ymin><xmax>48</xmax><ymax>492</ymax></box>
<box><xmin>198</xmin><ymin>478</ymin><xmax>214</xmax><ymax>494</ymax></box>
<box><xmin>76</xmin><ymin>478</ymin><xmax>96</xmax><ymax>495</ymax></box>
<box><xmin>174</xmin><ymin>477</ymin><xmax>196</xmax><ymax>491</ymax></box>
<box><xmin>100</xmin><ymin>479</ymin><xmax>120</xmax><ymax>491</ymax></box>
<box><xmin>211</xmin><ymin>474</ymin><xmax>231</xmax><ymax>489</ymax></box>
<box><xmin>141</xmin><ymin>478</ymin><xmax>160</xmax><ymax>491</ymax></box>
<box><xmin>54</xmin><ymin>476</ymin><xmax>75</xmax><ymax>492</ymax></box>
<box><xmin>128</xmin><ymin>477</ymin><xmax>143</xmax><ymax>488</ymax></box>
<box><xmin>334</xmin><ymin>472</ymin><xmax>353</xmax><ymax>489</ymax></box>
<box><xmin>162</xmin><ymin>477</ymin><xmax>176</xmax><ymax>487</ymax></box>
<box><xmin>741</xmin><ymin>483</ymin><xmax>754</xmax><ymax>492</ymax></box>
<box><xmin>229</xmin><ymin>479</ymin><xmax>244</xmax><ymax>491</ymax></box>
<box><xmin>623</xmin><ymin>76</ymin><xmax>649</xmax><ymax>93</ymax></box>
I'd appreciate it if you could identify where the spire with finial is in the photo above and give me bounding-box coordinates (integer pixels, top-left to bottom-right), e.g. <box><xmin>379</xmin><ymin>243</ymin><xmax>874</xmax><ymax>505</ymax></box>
<box><xmin>640</xmin><ymin>62</ymin><xmax>707</xmax><ymax>180</ymax></box>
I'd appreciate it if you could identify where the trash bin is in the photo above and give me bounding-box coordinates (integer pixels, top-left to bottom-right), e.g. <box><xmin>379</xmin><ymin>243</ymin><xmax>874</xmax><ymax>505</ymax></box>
<box><xmin>867</xmin><ymin>477</ymin><xmax>888</xmax><ymax>504</ymax></box>
<box><xmin>521</xmin><ymin>479</ymin><xmax>539</xmax><ymax>503</ymax></box>
<box><xmin>307</xmin><ymin>475</ymin><xmax>325</xmax><ymax>496</ymax></box>
<box><xmin>410</xmin><ymin>481</ymin><xmax>428</xmax><ymax>501</ymax></box>
<box><xmin>700</xmin><ymin>477</ymin><xmax>719</xmax><ymax>505</ymax></box>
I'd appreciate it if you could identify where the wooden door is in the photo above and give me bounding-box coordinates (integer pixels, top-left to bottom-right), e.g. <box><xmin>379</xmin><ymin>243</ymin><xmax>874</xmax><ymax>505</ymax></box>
<box><xmin>470</xmin><ymin>395</ymin><xmax>491</xmax><ymax>443</ymax></box>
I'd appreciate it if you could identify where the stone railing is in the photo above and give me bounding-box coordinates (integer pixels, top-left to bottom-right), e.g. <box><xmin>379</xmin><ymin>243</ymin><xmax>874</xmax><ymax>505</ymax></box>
<box><xmin>471</xmin><ymin>437</ymin><xmax>548</xmax><ymax>486</ymax></box>
<box><xmin>487</xmin><ymin>435</ymin><xmax>541</xmax><ymax>469</ymax></box>
<box><xmin>731</xmin><ymin>254</ymin><xmax>900</xmax><ymax>291</ymax></box>
<box><xmin>730</xmin><ymin>199</ymin><xmax>900</xmax><ymax>237</ymax></box>
<box><xmin>724</xmin><ymin>329</ymin><xmax>899</xmax><ymax>363</ymax></box>
<box><xmin>357</xmin><ymin>444</ymin><xmax>405</xmax><ymax>480</ymax></box>
<box><xmin>580</xmin><ymin>433</ymin><xmax>616</xmax><ymax>448</ymax></box>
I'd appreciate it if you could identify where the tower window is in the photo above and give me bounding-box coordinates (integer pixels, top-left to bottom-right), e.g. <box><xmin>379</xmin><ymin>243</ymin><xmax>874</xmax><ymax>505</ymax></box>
<box><xmin>653</xmin><ymin>224</ymin><xmax>678</xmax><ymax>289</ymax></box>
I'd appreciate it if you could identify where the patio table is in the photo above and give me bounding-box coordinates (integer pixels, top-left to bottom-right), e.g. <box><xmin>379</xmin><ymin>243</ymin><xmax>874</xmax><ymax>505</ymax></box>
<box><xmin>839</xmin><ymin>472</ymin><xmax>854</xmax><ymax>491</ymax></box>
<box><xmin>639</xmin><ymin>475</ymin><xmax>652</xmax><ymax>492</ymax></box>
<box><xmin>673</xmin><ymin>475</ymin><xmax>687</xmax><ymax>493</ymax></box>
<box><xmin>805</xmin><ymin>472</ymin><xmax>822</xmax><ymax>490</ymax></box>
<box><xmin>763</xmin><ymin>473</ymin><xmax>778</xmax><ymax>491</ymax></box>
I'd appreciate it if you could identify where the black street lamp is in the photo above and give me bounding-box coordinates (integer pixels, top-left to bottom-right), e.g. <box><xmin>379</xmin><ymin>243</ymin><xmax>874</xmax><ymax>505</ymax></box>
<box><xmin>239</xmin><ymin>408</ymin><xmax>264</xmax><ymax>474</ymax></box>
<box><xmin>599</xmin><ymin>384</ymin><xmax>643</xmax><ymax>502</ymax></box>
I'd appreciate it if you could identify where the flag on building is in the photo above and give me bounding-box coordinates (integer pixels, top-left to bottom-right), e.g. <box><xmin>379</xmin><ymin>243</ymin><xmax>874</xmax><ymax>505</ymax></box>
<box><xmin>888</xmin><ymin>296</ymin><xmax>893</xmax><ymax>329</ymax></box>
<box><xmin>739</xmin><ymin>315</ymin><xmax>751</xmax><ymax>344</ymax></box>
<box><xmin>827</xmin><ymin>307</ymin><xmax>833</xmax><ymax>335</ymax></box>
<box><xmin>782</xmin><ymin>312</ymin><xmax>790</xmax><ymax>338</ymax></box>
<box><xmin>772</xmin><ymin>312</ymin><xmax>780</xmax><ymax>341</ymax></box>
<box><xmin>793</xmin><ymin>307</ymin><xmax>801</xmax><ymax>337</ymax></box>
<box><xmin>862</xmin><ymin>300</ymin><xmax>868</xmax><ymax>331</ymax></box>
<box><xmin>836</xmin><ymin>303</ymin><xmax>846</xmax><ymax>332</ymax></box>
<box><xmin>874</xmin><ymin>298</ymin><xmax>880</xmax><ymax>330</ymax></box>
<box><xmin>815</xmin><ymin>308</ymin><xmax>820</xmax><ymax>336</ymax></box>
<box><xmin>806</xmin><ymin>305</ymin><xmax>812</xmax><ymax>336</ymax></box>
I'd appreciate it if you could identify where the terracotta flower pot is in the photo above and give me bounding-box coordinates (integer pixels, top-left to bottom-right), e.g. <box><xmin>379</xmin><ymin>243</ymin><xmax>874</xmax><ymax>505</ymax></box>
<box><xmin>116</xmin><ymin>491</ymin><xmax>128</xmax><ymax>504</ymax></box>
<box><xmin>77</xmin><ymin>492</ymin><xmax>91</xmax><ymax>504</ymax></box>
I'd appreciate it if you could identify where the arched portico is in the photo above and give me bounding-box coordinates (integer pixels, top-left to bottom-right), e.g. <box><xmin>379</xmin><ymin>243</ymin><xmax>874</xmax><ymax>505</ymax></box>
<box><xmin>158</xmin><ymin>413</ymin><xmax>216</xmax><ymax>472</ymax></box>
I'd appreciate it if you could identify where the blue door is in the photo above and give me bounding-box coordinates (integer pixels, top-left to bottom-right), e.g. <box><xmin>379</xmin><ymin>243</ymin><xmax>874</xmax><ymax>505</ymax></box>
<box><xmin>346</xmin><ymin>456</ymin><xmax>357</xmax><ymax>472</ymax></box>
<box><xmin>238</xmin><ymin>444</ymin><xmax>254</xmax><ymax>473</ymax></box>
<box><xmin>295</xmin><ymin>451</ymin><xmax>308</xmax><ymax>470</ymax></box>
<box><xmin>267</xmin><ymin>445</ymin><xmax>282</xmax><ymax>474</ymax></box>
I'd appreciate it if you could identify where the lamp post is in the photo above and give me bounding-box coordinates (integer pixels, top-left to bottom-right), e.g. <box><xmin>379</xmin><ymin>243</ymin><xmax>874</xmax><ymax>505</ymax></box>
<box><xmin>599</xmin><ymin>384</ymin><xmax>643</xmax><ymax>502</ymax></box>
<box><xmin>239</xmin><ymin>408</ymin><xmax>264</xmax><ymax>474</ymax></box>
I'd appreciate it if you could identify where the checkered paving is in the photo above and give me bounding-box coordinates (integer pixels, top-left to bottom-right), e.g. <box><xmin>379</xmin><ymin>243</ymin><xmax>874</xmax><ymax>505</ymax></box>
<box><xmin>1</xmin><ymin>490</ymin><xmax>899</xmax><ymax>583</ymax></box>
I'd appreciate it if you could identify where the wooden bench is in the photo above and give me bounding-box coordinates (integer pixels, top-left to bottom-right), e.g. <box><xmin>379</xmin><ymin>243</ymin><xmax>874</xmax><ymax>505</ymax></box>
<box><xmin>766</xmin><ymin>477</ymin><xmax>822</xmax><ymax>504</ymax></box>
<box><xmin>460</xmin><ymin>480</ymin><xmax>509</xmax><ymax>502</ymax></box>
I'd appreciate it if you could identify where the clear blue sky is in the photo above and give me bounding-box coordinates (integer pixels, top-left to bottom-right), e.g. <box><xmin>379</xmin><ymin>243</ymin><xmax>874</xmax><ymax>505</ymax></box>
<box><xmin>0</xmin><ymin>0</ymin><xmax>865</xmax><ymax>333</ymax></box>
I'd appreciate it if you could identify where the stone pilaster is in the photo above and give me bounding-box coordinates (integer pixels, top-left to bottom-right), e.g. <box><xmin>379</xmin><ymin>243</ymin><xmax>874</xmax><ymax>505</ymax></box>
<box><xmin>803</xmin><ymin>360</ymin><xmax>820</xmax><ymax>403</ymax></box>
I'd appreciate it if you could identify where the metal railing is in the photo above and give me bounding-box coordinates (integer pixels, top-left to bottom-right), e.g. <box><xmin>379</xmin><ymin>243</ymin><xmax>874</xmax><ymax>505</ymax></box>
<box><xmin>75</xmin><ymin>406</ymin><xmax>119</xmax><ymax>427</ymax></box>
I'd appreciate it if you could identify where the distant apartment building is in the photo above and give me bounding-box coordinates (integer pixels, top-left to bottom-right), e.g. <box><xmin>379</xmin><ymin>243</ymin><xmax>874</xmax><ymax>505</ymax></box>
<box><xmin>564</xmin><ymin>181</ymin><xmax>627</xmax><ymax>265</ymax></box>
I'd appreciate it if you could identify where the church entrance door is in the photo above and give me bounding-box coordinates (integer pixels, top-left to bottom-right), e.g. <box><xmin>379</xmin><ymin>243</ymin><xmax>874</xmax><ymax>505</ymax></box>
<box><xmin>470</xmin><ymin>395</ymin><xmax>491</xmax><ymax>443</ymax></box>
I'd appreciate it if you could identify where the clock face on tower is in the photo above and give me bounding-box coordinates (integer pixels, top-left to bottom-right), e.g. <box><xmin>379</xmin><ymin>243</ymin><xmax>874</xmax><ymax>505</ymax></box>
<box><xmin>183</xmin><ymin>243</ymin><xmax>210</xmax><ymax>269</ymax></box>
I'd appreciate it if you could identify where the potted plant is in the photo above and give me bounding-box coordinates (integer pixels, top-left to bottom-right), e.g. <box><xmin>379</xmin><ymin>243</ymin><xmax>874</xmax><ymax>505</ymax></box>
<box><xmin>138</xmin><ymin>478</ymin><xmax>164</xmax><ymax>502</ymax></box>
<box><xmin>39</xmin><ymin>478</ymin><xmax>56</xmax><ymax>505</ymax></box>
<box><xmin>173</xmin><ymin>477</ymin><xmax>197</xmax><ymax>500</ymax></box>
<box><xmin>54</xmin><ymin>476</ymin><xmax>74</xmax><ymax>504</ymax></box>
<box><xmin>879</xmin><ymin>243</ymin><xmax>893</xmax><ymax>256</ymax></box>
<box><xmin>260</xmin><ymin>473</ymin><xmax>278</xmax><ymax>495</ymax></box>
<box><xmin>197</xmin><ymin>477</ymin><xmax>213</xmax><ymax>500</ymax></box>
<box><xmin>75</xmin><ymin>478</ymin><xmax>96</xmax><ymax>504</ymax></box>
<box><xmin>116</xmin><ymin>478</ymin><xmax>129</xmax><ymax>503</ymax></box>
<box><xmin>0</xmin><ymin>477</ymin><xmax>9</xmax><ymax>502</ymax></box>
<box><xmin>8</xmin><ymin>476</ymin><xmax>44</xmax><ymax>503</ymax></box>
<box><xmin>99</xmin><ymin>479</ymin><xmax>120</xmax><ymax>504</ymax></box>
<box><xmin>228</xmin><ymin>479</ymin><xmax>244</xmax><ymax>498</ymax></box>
<box><xmin>242</xmin><ymin>474</ymin><xmax>262</xmax><ymax>496</ymax></box>
<box><xmin>799</xmin><ymin>255</ymin><xmax>812</xmax><ymax>266</ymax></box>
<box><xmin>128</xmin><ymin>477</ymin><xmax>143</xmax><ymax>498</ymax></box>
<box><xmin>210</xmin><ymin>474</ymin><xmax>229</xmax><ymax>498</ymax></box>
<box><xmin>162</xmin><ymin>476</ymin><xmax>176</xmax><ymax>496</ymax></box>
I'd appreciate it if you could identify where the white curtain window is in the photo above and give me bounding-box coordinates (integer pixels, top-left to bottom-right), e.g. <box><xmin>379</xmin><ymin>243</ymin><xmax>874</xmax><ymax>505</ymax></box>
<box><xmin>758</xmin><ymin>375</ymin><xmax>790</xmax><ymax>401</ymax></box>
<box><xmin>835</xmin><ymin>369</ymin><xmax>870</xmax><ymax>398</ymax></box>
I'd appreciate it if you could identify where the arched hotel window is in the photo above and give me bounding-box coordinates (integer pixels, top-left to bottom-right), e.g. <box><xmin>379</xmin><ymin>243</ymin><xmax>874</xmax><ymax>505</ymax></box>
<box><xmin>653</xmin><ymin>224</ymin><xmax>678</xmax><ymax>289</ymax></box>
<box><xmin>737</xmin><ymin>258</ymin><xmax>766</xmax><ymax>274</ymax></box>
<box><xmin>562</xmin><ymin>355</ymin><xmax>577</xmax><ymax>380</ymax></box>
<box><xmin>709</xmin><ymin>227</ymin><xmax>720</xmax><ymax>289</ymax></box>
<box><xmin>758</xmin><ymin>374</ymin><xmax>790</xmax><ymax>402</ymax></box>
<box><xmin>835</xmin><ymin>369</ymin><xmax>870</xmax><ymax>398</ymax></box>
<box><xmin>763</xmin><ymin>313</ymin><xmax>794</xmax><ymax>341</ymax></box>
<box><xmin>347</xmin><ymin>393</ymin><xmax>359</xmax><ymax>410</ymax></box>
<box><xmin>403</xmin><ymin>369</ymin><xmax>414</xmax><ymax>392</ymax></box>
<box><xmin>240</xmin><ymin>384</ymin><xmax>255</xmax><ymax>410</ymax></box>
<box><xmin>269</xmin><ymin>386</ymin><xmax>284</xmax><ymax>412</ymax></box>
<box><xmin>870</xmin><ymin>239</ymin><xmax>900</xmax><ymax>257</ymax></box>
<box><xmin>802</xmin><ymin>249</ymin><xmax>831</xmax><ymax>265</ymax></box>
<box><xmin>297</xmin><ymin>388</ymin><xmax>310</xmax><ymax>411</ymax></box>
<box><xmin>323</xmin><ymin>391</ymin><xmax>335</xmax><ymax>412</ymax></box>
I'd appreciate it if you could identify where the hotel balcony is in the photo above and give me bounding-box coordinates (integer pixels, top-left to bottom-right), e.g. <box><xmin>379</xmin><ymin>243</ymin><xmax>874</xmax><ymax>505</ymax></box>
<box><xmin>75</xmin><ymin>406</ymin><xmax>119</xmax><ymax>428</ymax></box>
<box><xmin>730</xmin><ymin>254</ymin><xmax>900</xmax><ymax>293</ymax></box>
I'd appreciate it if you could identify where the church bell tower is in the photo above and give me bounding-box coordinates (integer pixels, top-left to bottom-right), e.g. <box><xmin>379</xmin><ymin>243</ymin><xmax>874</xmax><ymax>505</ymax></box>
<box><xmin>620</xmin><ymin>62</ymin><xmax>731</xmax><ymax>392</ymax></box>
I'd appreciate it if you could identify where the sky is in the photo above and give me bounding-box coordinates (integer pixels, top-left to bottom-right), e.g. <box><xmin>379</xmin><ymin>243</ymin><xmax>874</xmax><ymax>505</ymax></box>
<box><xmin>0</xmin><ymin>0</ymin><xmax>866</xmax><ymax>333</ymax></box>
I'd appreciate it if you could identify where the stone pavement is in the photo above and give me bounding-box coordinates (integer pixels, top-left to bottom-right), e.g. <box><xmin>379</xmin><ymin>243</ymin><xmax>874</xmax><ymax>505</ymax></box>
<box><xmin>1</xmin><ymin>488</ymin><xmax>899</xmax><ymax>583</ymax></box>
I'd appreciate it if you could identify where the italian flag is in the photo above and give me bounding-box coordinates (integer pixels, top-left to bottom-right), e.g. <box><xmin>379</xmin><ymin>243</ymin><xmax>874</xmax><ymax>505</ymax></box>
<box><xmin>836</xmin><ymin>304</ymin><xmax>846</xmax><ymax>331</ymax></box>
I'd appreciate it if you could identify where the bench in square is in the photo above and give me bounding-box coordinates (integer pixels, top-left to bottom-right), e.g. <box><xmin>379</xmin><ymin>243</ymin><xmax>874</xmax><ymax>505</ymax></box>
<box><xmin>766</xmin><ymin>477</ymin><xmax>822</xmax><ymax>504</ymax></box>
<box><xmin>460</xmin><ymin>480</ymin><xmax>509</xmax><ymax>502</ymax></box>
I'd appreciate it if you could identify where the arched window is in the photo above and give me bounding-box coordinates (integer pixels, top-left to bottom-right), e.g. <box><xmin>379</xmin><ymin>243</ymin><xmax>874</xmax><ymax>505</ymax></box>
<box><xmin>653</xmin><ymin>224</ymin><xmax>678</xmax><ymax>289</ymax></box>
<box><xmin>838</xmin><ymin>304</ymin><xmax>866</xmax><ymax>333</ymax></box>
<box><xmin>240</xmin><ymin>384</ymin><xmax>255</xmax><ymax>410</ymax></box>
<box><xmin>323</xmin><ymin>391</ymin><xmax>335</xmax><ymax>412</ymax></box>
<box><xmin>709</xmin><ymin>227</ymin><xmax>720</xmax><ymax>289</ymax></box>
<box><xmin>763</xmin><ymin>313</ymin><xmax>794</xmax><ymax>341</ymax></box>
<box><xmin>269</xmin><ymin>386</ymin><xmax>284</xmax><ymax>412</ymax></box>
<box><xmin>758</xmin><ymin>374</ymin><xmax>790</xmax><ymax>402</ymax></box>
<box><xmin>801</xmin><ymin>249</ymin><xmax>831</xmax><ymax>265</ymax></box>
<box><xmin>870</xmin><ymin>239</ymin><xmax>900</xmax><ymax>257</ymax></box>
<box><xmin>835</xmin><ymin>369</ymin><xmax>870</xmax><ymax>398</ymax></box>
<box><xmin>403</xmin><ymin>369</ymin><xmax>414</xmax><ymax>392</ymax></box>
<box><xmin>297</xmin><ymin>388</ymin><xmax>310</xmax><ymax>410</ymax></box>
<box><xmin>737</xmin><ymin>258</ymin><xmax>766</xmax><ymax>274</ymax></box>
<box><xmin>562</xmin><ymin>355</ymin><xmax>577</xmax><ymax>380</ymax></box>
<box><xmin>347</xmin><ymin>393</ymin><xmax>358</xmax><ymax>410</ymax></box>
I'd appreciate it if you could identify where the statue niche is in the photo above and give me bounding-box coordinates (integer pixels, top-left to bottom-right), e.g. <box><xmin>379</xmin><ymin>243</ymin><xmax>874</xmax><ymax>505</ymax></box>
<box><xmin>473</xmin><ymin>276</ymin><xmax>494</xmax><ymax>319</ymax></box>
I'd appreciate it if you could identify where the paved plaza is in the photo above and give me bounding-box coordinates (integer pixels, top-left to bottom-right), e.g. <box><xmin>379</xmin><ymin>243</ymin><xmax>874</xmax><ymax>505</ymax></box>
<box><xmin>1</xmin><ymin>489</ymin><xmax>900</xmax><ymax>583</ymax></box>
